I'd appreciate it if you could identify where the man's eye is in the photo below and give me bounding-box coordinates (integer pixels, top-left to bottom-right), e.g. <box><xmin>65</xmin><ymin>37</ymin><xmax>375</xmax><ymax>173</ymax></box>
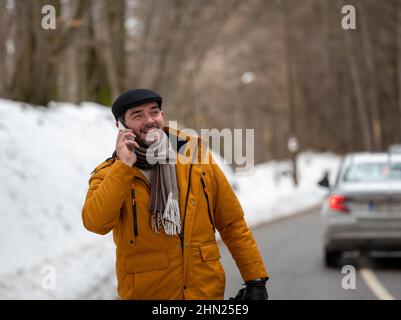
<box><xmin>133</xmin><ymin>114</ymin><xmax>142</xmax><ymax>120</ymax></box>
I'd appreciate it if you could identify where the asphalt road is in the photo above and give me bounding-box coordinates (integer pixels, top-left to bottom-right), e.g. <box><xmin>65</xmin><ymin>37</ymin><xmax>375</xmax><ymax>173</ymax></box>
<box><xmin>220</xmin><ymin>209</ymin><xmax>401</xmax><ymax>300</ymax></box>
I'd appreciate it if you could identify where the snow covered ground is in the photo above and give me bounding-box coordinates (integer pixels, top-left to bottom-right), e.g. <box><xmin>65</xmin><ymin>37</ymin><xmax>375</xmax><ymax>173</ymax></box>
<box><xmin>0</xmin><ymin>99</ymin><xmax>341</xmax><ymax>299</ymax></box>
<box><xmin>235</xmin><ymin>152</ymin><xmax>341</xmax><ymax>226</ymax></box>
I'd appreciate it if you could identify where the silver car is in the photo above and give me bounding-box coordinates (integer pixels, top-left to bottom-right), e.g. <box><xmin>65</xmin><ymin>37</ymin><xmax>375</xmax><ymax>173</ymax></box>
<box><xmin>319</xmin><ymin>152</ymin><xmax>401</xmax><ymax>267</ymax></box>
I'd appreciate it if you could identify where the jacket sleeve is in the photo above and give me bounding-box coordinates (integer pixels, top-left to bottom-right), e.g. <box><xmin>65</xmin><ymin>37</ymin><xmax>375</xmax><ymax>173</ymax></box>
<box><xmin>82</xmin><ymin>160</ymin><xmax>136</xmax><ymax>235</ymax></box>
<box><xmin>209</xmin><ymin>153</ymin><xmax>269</xmax><ymax>282</ymax></box>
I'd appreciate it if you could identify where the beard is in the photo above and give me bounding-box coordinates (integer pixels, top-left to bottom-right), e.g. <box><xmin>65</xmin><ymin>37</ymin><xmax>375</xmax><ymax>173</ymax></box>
<box><xmin>136</xmin><ymin>126</ymin><xmax>163</xmax><ymax>148</ymax></box>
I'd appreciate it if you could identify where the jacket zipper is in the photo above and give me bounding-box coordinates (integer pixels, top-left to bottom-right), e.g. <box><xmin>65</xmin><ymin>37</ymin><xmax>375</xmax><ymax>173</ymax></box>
<box><xmin>130</xmin><ymin>176</ymin><xmax>150</xmax><ymax>239</ymax></box>
<box><xmin>180</xmin><ymin>163</ymin><xmax>193</xmax><ymax>251</ymax></box>
<box><xmin>131</xmin><ymin>189</ymin><xmax>138</xmax><ymax>237</ymax></box>
<box><xmin>201</xmin><ymin>176</ymin><xmax>215</xmax><ymax>232</ymax></box>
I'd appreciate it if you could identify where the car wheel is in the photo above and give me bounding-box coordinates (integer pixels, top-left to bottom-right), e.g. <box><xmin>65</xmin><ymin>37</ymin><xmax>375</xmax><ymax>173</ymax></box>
<box><xmin>324</xmin><ymin>248</ymin><xmax>342</xmax><ymax>268</ymax></box>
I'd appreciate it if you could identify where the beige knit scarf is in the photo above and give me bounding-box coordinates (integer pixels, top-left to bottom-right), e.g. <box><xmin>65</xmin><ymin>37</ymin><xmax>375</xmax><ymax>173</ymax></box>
<box><xmin>134</xmin><ymin>130</ymin><xmax>181</xmax><ymax>236</ymax></box>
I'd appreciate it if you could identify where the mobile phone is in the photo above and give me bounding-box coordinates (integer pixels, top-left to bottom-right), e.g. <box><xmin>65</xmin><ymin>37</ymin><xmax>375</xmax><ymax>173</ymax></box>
<box><xmin>118</xmin><ymin>120</ymin><xmax>128</xmax><ymax>131</ymax></box>
<box><xmin>118</xmin><ymin>120</ymin><xmax>136</xmax><ymax>141</ymax></box>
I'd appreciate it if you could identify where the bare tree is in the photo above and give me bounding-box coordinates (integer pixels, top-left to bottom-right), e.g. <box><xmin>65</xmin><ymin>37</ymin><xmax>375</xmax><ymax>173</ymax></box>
<box><xmin>0</xmin><ymin>0</ymin><xmax>9</xmax><ymax>96</ymax></box>
<box><xmin>280</xmin><ymin>0</ymin><xmax>298</xmax><ymax>185</ymax></box>
<box><xmin>398</xmin><ymin>0</ymin><xmax>401</xmax><ymax>139</ymax></box>
<box><xmin>2</xmin><ymin>0</ymin><xmax>400</xmax><ymax>163</ymax></box>
<box><xmin>91</xmin><ymin>0</ymin><xmax>123</xmax><ymax>101</ymax></box>
<box><xmin>360</xmin><ymin>1</ymin><xmax>382</xmax><ymax>150</ymax></box>
<box><xmin>340</xmin><ymin>0</ymin><xmax>373</xmax><ymax>151</ymax></box>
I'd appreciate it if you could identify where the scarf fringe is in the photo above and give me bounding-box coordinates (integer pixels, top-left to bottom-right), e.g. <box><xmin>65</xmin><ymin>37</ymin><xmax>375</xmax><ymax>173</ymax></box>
<box><xmin>150</xmin><ymin>213</ymin><xmax>162</xmax><ymax>234</ymax></box>
<box><xmin>151</xmin><ymin>192</ymin><xmax>181</xmax><ymax>236</ymax></box>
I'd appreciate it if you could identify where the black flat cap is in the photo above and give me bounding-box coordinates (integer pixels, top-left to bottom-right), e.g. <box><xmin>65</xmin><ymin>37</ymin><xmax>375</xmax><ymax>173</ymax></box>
<box><xmin>111</xmin><ymin>88</ymin><xmax>162</xmax><ymax>120</ymax></box>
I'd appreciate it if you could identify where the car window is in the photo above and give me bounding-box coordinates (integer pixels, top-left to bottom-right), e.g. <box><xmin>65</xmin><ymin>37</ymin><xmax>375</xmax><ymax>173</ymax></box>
<box><xmin>343</xmin><ymin>161</ymin><xmax>401</xmax><ymax>182</ymax></box>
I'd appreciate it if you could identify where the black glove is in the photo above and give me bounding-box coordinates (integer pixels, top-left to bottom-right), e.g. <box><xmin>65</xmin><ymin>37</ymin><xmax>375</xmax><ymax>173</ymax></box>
<box><xmin>229</xmin><ymin>278</ymin><xmax>268</xmax><ymax>300</ymax></box>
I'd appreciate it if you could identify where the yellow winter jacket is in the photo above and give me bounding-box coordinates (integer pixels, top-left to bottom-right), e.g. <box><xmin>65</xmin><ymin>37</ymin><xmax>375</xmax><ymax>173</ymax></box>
<box><xmin>82</xmin><ymin>127</ymin><xmax>268</xmax><ymax>299</ymax></box>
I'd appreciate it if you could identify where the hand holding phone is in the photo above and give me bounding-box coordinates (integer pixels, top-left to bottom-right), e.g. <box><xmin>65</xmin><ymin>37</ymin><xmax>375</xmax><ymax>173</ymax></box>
<box><xmin>118</xmin><ymin>120</ymin><xmax>137</xmax><ymax>142</ymax></box>
<box><xmin>116</xmin><ymin>121</ymin><xmax>138</xmax><ymax>166</ymax></box>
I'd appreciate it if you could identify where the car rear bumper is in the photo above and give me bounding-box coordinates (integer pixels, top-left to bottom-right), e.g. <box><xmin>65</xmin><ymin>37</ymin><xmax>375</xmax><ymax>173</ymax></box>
<box><xmin>324</xmin><ymin>223</ymin><xmax>401</xmax><ymax>252</ymax></box>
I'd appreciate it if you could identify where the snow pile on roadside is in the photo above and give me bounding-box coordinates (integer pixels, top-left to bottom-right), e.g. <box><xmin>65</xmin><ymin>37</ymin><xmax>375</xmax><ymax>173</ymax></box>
<box><xmin>0</xmin><ymin>239</ymin><xmax>117</xmax><ymax>299</ymax></box>
<box><xmin>0</xmin><ymin>99</ymin><xmax>117</xmax><ymax>299</ymax></box>
<box><xmin>234</xmin><ymin>152</ymin><xmax>341</xmax><ymax>227</ymax></box>
<box><xmin>0</xmin><ymin>99</ymin><xmax>340</xmax><ymax>299</ymax></box>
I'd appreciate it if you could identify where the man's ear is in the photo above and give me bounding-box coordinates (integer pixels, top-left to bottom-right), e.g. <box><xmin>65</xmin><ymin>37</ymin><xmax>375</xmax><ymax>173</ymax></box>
<box><xmin>115</xmin><ymin>121</ymin><xmax>119</xmax><ymax>128</ymax></box>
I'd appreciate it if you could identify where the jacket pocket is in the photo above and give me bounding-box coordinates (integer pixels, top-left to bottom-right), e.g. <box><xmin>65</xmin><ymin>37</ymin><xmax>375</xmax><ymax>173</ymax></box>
<box><xmin>200</xmin><ymin>176</ymin><xmax>215</xmax><ymax>232</ymax></box>
<box><xmin>123</xmin><ymin>250</ymin><xmax>170</xmax><ymax>299</ymax></box>
<box><xmin>194</xmin><ymin>243</ymin><xmax>225</xmax><ymax>299</ymax></box>
<box><xmin>199</xmin><ymin>242</ymin><xmax>221</xmax><ymax>261</ymax></box>
<box><xmin>131</xmin><ymin>190</ymin><xmax>138</xmax><ymax>237</ymax></box>
<box><xmin>119</xmin><ymin>196</ymin><xmax>136</xmax><ymax>246</ymax></box>
<box><xmin>123</xmin><ymin>250</ymin><xmax>169</xmax><ymax>273</ymax></box>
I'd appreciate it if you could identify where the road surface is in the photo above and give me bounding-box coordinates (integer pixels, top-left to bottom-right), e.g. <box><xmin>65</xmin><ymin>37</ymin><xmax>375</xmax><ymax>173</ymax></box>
<box><xmin>220</xmin><ymin>209</ymin><xmax>401</xmax><ymax>300</ymax></box>
<box><xmin>78</xmin><ymin>208</ymin><xmax>401</xmax><ymax>300</ymax></box>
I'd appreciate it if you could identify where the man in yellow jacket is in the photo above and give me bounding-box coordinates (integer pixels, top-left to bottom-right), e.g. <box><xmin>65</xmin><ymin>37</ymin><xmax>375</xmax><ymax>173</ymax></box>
<box><xmin>82</xmin><ymin>88</ymin><xmax>269</xmax><ymax>300</ymax></box>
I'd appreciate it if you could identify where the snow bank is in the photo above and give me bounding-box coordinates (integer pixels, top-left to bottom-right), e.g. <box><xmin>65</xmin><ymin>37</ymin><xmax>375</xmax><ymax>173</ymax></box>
<box><xmin>235</xmin><ymin>152</ymin><xmax>341</xmax><ymax>227</ymax></box>
<box><xmin>0</xmin><ymin>99</ymin><xmax>117</xmax><ymax>299</ymax></box>
<box><xmin>0</xmin><ymin>99</ymin><xmax>341</xmax><ymax>299</ymax></box>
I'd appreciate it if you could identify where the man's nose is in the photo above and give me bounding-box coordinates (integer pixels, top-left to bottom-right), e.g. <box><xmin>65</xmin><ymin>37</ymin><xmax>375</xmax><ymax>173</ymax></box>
<box><xmin>143</xmin><ymin>113</ymin><xmax>156</xmax><ymax>126</ymax></box>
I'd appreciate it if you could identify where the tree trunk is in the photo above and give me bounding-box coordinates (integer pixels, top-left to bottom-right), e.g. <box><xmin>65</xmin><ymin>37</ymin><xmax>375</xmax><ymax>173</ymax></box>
<box><xmin>281</xmin><ymin>0</ymin><xmax>298</xmax><ymax>185</ymax></box>
<box><xmin>398</xmin><ymin>0</ymin><xmax>401</xmax><ymax>140</ymax></box>
<box><xmin>91</xmin><ymin>0</ymin><xmax>122</xmax><ymax>102</ymax></box>
<box><xmin>0</xmin><ymin>1</ymin><xmax>8</xmax><ymax>95</ymax></box>
<box><xmin>340</xmin><ymin>0</ymin><xmax>373</xmax><ymax>151</ymax></box>
<box><xmin>360</xmin><ymin>2</ymin><xmax>382</xmax><ymax>151</ymax></box>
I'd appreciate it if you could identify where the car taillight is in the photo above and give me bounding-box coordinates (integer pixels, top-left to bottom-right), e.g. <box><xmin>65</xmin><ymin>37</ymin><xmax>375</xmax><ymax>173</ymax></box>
<box><xmin>328</xmin><ymin>195</ymin><xmax>350</xmax><ymax>213</ymax></box>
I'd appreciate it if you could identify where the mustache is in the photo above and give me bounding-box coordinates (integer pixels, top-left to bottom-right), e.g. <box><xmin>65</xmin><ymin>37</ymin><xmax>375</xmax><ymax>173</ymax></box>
<box><xmin>140</xmin><ymin>125</ymin><xmax>160</xmax><ymax>133</ymax></box>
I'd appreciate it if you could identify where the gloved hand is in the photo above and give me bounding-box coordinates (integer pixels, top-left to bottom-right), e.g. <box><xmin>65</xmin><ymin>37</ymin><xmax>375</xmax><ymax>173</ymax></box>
<box><xmin>229</xmin><ymin>278</ymin><xmax>268</xmax><ymax>300</ymax></box>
